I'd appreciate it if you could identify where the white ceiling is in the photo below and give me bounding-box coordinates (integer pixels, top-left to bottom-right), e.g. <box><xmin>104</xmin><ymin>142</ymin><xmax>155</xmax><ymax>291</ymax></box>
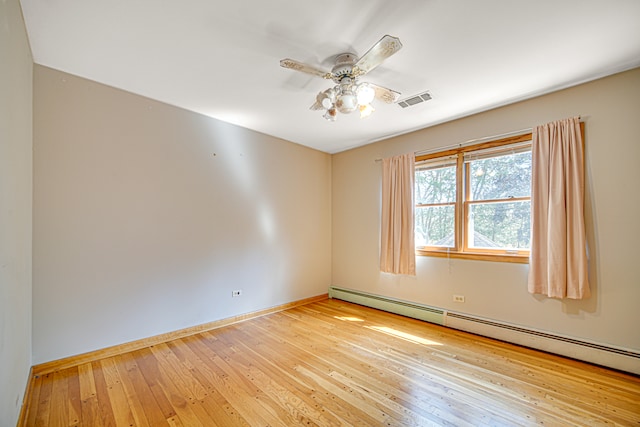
<box><xmin>20</xmin><ymin>0</ymin><xmax>640</xmax><ymax>153</ymax></box>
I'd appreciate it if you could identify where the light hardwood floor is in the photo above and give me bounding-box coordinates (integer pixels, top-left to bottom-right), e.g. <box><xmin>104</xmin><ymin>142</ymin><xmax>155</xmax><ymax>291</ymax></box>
<box><xmin>22</xmin><ymin>299</ymin><xmax>640</xmax><ymax>426</ymax></box>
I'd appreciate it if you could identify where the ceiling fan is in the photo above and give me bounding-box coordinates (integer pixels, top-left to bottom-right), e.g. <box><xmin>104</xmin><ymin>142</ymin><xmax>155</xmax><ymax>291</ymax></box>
<box><xmin>280</xmin><ymin>35</ymin><xmax>403</xmax><ymax>121</ymax></box>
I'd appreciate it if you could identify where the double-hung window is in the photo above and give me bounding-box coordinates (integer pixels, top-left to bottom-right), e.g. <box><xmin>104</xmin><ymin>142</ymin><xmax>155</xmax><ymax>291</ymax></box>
<box><xmin>415</xmin><ymin>134</ymin><xmax>532</xmax><ymax>263</ymax></box>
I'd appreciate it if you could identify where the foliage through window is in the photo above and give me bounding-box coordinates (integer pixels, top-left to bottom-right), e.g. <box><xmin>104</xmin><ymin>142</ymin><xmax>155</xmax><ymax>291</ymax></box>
<box><xmin>415</xmin><ymin>134</ymin><xmax>532</xmax><ymax>262</ymax></box>
<box><xmin>415</xmin><ymin>159</ymin><xmax>456</xmax><ymax>247</ymax></box>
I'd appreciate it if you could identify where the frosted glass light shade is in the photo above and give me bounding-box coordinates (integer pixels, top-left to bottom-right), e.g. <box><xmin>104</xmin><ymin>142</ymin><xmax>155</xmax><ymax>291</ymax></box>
<box><xmin>359</xmin><ymin>103</ymin><xmax>374</xmax><ymax>118</ymax></box>
<box><xmin>336</xmin><ymin>91</ymin><xmax>357</xmax><ymax>113</ymax></box>
<box><xmin>323</xmin><ymin>107</ymin><xmax>337</xmax><ymax>121</ymax></box>
<box><xmin>356</xmin><ymin>84</ymin><xmax>375</xmax><ymax>105</ymax></box>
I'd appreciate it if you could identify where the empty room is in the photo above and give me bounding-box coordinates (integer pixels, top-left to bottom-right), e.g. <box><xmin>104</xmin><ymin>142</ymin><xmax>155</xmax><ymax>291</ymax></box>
<box><xmin>2</xmin><ymin>0</ymin><xmax>640</xmax><ymax>425</ymax></box>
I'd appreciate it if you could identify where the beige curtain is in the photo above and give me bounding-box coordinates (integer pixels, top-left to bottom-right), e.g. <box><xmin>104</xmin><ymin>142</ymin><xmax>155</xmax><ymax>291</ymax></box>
<box><xmin>380</xmin><ymin>153</ymin><xmax>416</xmax><ymax>275</ymax></box>
<box><xmin>528</xmin><ymin>117</ymin><xmax>590</xmax><ymax>299</ymax></box>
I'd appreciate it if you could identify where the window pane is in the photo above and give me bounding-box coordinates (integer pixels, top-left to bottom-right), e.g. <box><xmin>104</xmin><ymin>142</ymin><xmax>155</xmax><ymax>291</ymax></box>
<box><xmin>468</xmin><ymin>201</ymin><xmax>531</xmax><ymax>249</ymax></box>
<box><xmin>469</xmin><ymin>151</ymin><xmax>531</xmax><ymax>201</ymax></box>
<box><xmin>415</xmin><ymin>165</ymin><xmax>456</xmax><ymax>204</ymax></box>
<box><xmin>415</xmin><ymin>205</ymin><xmax>455</xmax><ymax>247</ymax></box>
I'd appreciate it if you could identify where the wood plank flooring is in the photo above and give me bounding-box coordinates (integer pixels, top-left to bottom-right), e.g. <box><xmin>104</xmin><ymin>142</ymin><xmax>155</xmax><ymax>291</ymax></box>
<box><xmin>22</xmin><ymin>299</ymin><xmax>640</xmax><ymax>426</ymax></box>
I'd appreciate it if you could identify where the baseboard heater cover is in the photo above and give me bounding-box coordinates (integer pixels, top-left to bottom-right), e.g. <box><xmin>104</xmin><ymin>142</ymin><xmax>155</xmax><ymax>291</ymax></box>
<box><xmin>328</xmin><ymin>286</ymin><xmax>445</xmax><ymax>325</ymax></box>
<box><xmin>328</xmin><ymin>286</ymin><xmax>640</xmax><ymax>375</ymax></box>
<box><xmin>446</xmin><ymin>312</ymin><xmax>640</xmax><ymax>375</ymax></box>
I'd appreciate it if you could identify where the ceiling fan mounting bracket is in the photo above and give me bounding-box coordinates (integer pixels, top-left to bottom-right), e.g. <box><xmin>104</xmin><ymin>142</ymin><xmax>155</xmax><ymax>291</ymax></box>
<box><xmin>334</xmin><ymin>53</ymin><xmax>357</xmax><ymax>66</ymax></box>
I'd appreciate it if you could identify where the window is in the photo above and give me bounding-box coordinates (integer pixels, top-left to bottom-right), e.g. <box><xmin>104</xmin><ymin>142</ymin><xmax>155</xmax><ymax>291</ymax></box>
<box><xmin>415</xmin><ymin>134</ymin><xmax>532</xmax><ymax>263</ymax></box>
<box><xmin>415</xmin><ymin>157</ymin><xmax>457</xmax><ymax>248</ymax></box>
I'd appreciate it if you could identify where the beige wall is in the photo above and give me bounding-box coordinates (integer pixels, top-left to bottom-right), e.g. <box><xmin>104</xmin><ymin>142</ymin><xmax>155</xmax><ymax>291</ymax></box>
<box><xmin>32</xmin><ymin>66</ymin><xmax>332</xmax><ymax>364</ymax></box>
<box><xmin>332</xmin><ymin>68</ymin><xmax>640</xmax><ymax>352</ymax></box>
<box><xmin>0</xmin><ymin>0</ymin><xmax>33</xmax><ymax>424</ymax></box>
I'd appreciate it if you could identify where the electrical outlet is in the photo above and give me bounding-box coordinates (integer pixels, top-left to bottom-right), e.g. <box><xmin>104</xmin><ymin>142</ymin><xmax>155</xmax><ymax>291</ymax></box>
<box><xmin>453</xmin><ymin>294</ymin><xmax>465</xmax><ymax>303</ymax></box>
<box><xmin>232</xmin><ymin>290</ymin><xmax>242</xmax><ymax>297</ymax></box>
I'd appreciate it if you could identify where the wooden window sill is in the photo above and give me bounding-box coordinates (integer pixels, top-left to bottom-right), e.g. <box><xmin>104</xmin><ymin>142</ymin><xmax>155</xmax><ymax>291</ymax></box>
<box><xmin>416</xmin><ymin>249</ymin><xmax>529</xmax><ymax>264</ymax></box>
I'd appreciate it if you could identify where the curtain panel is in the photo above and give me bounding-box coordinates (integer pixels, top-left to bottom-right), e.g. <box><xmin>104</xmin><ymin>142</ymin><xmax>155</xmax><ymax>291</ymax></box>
<box><xmin>380</xmin><ymin>153</ymin><xmax>416</xmax><ymax>275</ymax></box>
<box><xmin>528</xmin><ymin>117</ymin><xmax>590</xmax><ymax>299</ymax></box>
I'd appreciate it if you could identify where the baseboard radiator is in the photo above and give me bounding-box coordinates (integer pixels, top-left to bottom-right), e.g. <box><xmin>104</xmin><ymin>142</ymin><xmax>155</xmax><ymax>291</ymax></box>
<box><xmin>329</xmin><ymin>286</ymin><xmax>446</xmax><ymax>325</ymax></box>
<box><xmin>328</xmin><ymin>286</ymin><xmax>640</xmax><ymax>375</ymax></box>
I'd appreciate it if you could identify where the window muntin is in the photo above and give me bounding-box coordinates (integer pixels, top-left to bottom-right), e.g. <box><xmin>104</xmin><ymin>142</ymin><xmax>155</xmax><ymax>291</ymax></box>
<box><xmin>415</xmin><ymin>136</ymin><xmax>532</xmax><ymax>261</ymax></box>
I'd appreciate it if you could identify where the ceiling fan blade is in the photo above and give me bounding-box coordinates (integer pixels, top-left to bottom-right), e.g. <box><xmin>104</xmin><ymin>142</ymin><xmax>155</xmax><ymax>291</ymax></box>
<box><xmin>370</xmin><ymin>84</ymin><xmax>401</xmax><ymax>104</ymax></box>
<box><xmin>280</xmin><ymin>59</ymin><xmax>332</xmax><ymax>79</ymax></box>
<box><xmin>309</xmin><ymin>95</ymin><xmax>324</xmax><ymax>111</ymax></box>
<box><xmin>309</xmin><ymin>91</ymin><xmax>332</xmax><ymax>110</ymax></box>
<box><xmin>353</xmin><ymin>35</ymin><xmax>403</xmax><ymax>76</ymax></box>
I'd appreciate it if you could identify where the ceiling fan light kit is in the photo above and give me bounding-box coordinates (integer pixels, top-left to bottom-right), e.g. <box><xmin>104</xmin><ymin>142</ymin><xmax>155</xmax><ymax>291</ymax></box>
<box><xmin>280</xmin><ymin>35</ymin><xmax>403</xmax><ymax>121</ymax></box>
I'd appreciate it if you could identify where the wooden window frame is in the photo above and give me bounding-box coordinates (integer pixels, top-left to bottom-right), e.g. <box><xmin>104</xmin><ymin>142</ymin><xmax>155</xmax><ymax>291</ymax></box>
<box><xmin>415</xmin><ymin>133</ymin><xmax>534</xmax><ymax>264</ymax></box>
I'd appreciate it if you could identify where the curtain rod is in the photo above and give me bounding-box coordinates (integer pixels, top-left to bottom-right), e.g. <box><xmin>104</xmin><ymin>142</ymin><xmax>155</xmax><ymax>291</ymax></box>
<box><xmin>375</xmin><ymin>116</ymin><xmax>585</xmax><ymax>162</ymax></box>
<box><xmin>413</xmin><ymin>126</ymin><xmax>533</xmax><ymax>157</ymax></box>
<box><xmin>375</xmin><ymin>127</ymin><xmax>531</xmax><ymax>162</ymax></box>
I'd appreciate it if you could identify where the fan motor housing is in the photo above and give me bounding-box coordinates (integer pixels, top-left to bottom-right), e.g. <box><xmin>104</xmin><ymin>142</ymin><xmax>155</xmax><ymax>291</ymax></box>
<box><xmin>331</xmin><ymin>53</ymin><xmax>358</xmax><ymax>83</ymax></box>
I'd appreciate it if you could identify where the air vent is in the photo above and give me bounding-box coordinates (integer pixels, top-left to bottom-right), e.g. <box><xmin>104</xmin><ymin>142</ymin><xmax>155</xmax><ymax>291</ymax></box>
<box><xmin>397</xmin><ymin>91</ymin><xmax>432</xmax><ymax>108</ymax></box>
